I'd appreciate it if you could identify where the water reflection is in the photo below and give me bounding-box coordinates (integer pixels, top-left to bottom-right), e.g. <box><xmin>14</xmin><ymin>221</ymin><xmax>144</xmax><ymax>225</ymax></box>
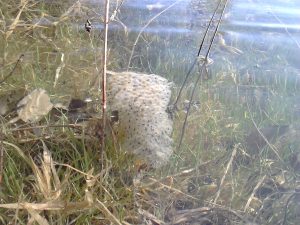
<box><xmin>88</xmin><ymin>0</ymin><xmax>300</xmax><ymax>73</ymax></box>
<box><xmin>89</xmin><ymin>0</ymin><xmax>300</xmax><ymax>123</ymax></box>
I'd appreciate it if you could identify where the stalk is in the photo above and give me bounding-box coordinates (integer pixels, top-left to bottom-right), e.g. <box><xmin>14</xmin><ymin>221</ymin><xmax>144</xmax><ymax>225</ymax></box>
<box><xmin>101</xmin><ymin>0</ymin><xmax>110</xmax><ymax>164</ymax></box>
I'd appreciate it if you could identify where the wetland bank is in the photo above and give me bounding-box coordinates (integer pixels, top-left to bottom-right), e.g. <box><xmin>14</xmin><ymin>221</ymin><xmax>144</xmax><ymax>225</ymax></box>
<box><xmin>1</xmin><ymin>0</ymin><xmax>300</xmax><ymax>224</ymax></box>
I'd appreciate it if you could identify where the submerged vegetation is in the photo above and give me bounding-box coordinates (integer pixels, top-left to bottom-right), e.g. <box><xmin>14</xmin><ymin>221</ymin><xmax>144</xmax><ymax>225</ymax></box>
<box><xmin>1</xmin><ymin>0</ymin><xmax>300</xmax><ymax>224</ymax></box>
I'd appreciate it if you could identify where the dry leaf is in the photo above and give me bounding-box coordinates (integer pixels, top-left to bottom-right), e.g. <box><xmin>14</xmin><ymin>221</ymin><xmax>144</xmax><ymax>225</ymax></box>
<box><xmin>27</xmin><ymin>209</ymin><xmax>50</xmax><ymax>225</ymax></box>
<box><xmin>17</xmin><ymin>89</ymin><xmax>53</xmax><ymax>122</ymax></box>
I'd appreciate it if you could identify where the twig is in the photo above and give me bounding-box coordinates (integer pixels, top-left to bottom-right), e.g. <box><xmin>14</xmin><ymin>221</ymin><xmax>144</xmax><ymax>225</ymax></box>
<box><xmin>10</xmin><ymin>124</ymin><xmax>83</xmax><ymax>132</ymax></box>
<box><xmin>96</xmin><ymin>199</ymin><xmax>123</xmax><ymax>225</ymax></box>
<box><xmin>101</xmin><ymin>0</ymin><xmax>110</xmax><ymax>165</ymax></box>
<box><xmin>213</xmin><ymin>144</ymin><xmax>238</xmax><ymax>204</ymax></box>
<box><xmin>177</xmin><ymin>62</ymin><xmax>205</xmax><ymax>149</ymax></box>
<box><xmin>109</xmin><ymin>0</ymin><xmax>125</xmax><ymax>21</ymax></box>
<box><xmin>178</xmin><ymin>0</ymin><xmax>229</xmax><ymax>150</ymax></box>
<box><xmin>0</xmin><ymin>54</ymin><xmax>24</xmax><ymax>85</ymax></box>
<box><xmin>138</xmin><ymin>208</ymin><xmax>166</xmax><ymax>225</ymax></box>
<box><xmin>0</xmin><ymin>140</ymin><xmax>3</xmax><ymax>184</ymax></box>
<box><xmin>169</xmin><ymin>207</ymin><xmax>211</xmax><ymax>225</ymax></box>
<box><xmin>147</xmin><ymin>177</ymin><xmax>200</xmax><ymax>201</ymax></box>
<box><xmin>127</xmin><ymin>0</ymin><xmax>182</xmax><ymax>70</ymax></box>
<box><xmin>172</xmin><ymin>0</ymin><xmax>223</xmax><ymax>108</ymax></box>
<box><xmin>53</xmin><ymin>162</ymin><xmax>98</xmax><ymax>178</ymax></box>
<box><xmin>244</xmin><ymin>175</ymin><xmax>266</xmax><ymax>212</ymax></box>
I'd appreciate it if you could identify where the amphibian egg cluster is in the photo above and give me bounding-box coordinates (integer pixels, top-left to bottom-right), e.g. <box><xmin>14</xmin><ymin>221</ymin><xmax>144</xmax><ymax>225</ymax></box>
<box><xmin>107</xmin><ymin>71</ymin><xmax>173</xmax><ymax>168</ymax></box>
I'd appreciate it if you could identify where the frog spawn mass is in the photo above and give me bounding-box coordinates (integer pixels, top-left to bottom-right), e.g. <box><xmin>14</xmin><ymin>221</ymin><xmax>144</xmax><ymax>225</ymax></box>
<box><xmin>107</xmin><ymin>71</ymin><xmax>173</xmax><ymax>168</ymax></box>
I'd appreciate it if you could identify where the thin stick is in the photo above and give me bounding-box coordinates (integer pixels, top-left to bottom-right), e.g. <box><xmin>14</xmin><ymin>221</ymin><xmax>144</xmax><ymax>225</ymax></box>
<box><xmin>177</xmin><ymin>63</ymin><xmax>205</xmax><ymax>149</ymax></box>
<box><xmin>109</xmin><ymin>0</ymin><xmax>125</xmax><ymax>21</ymax></box>
<box><xmin>173</xmin><ymin>0</ymin><xmax>223</xmax><ymax>108</ymax></box>
<box><xmin>244</xmin><ymin>175</ymin><xmax>266</xmax><ymax>212</ymax></box>
<box><xmin>138</xmin><ymin>208</ymin><xmax>166</xmax><ymax>225</ymax></box>
<box><xmin>101</xmin><ymin>0</ymin><xmax>110</xmax><ymax>164</ymax></box>
<box><xmin>0</xmin><ymin>54</ymin><xmax>24</xmax><ymax>85</ymax></box>
<box><xmin>96</xmin><ymin>199</ymin><xmax>123</xmax><ymax>225</ymax></box>
<box><xmin>0</xmin><ymin>140</ymin><xmax>3</xmax><ymax>184</ymax></box>
<box><xmin>213</xmin><ymin>144</ymin><xmax>238</xmax><ymax>204</ymax></box>
<box><xmin>10</xmin><ymin>124</ymin><xmax>83</xmax><ymax>132</ymax></box>
<box><xmin>178</xmin><ymin>0</ymin><xmax>229</xmax><ymax>150</ymax></box>
<box><xmin>127</xmin><ymin>0</ymin><xmax>182</xmax><ymax>70</ymax></box>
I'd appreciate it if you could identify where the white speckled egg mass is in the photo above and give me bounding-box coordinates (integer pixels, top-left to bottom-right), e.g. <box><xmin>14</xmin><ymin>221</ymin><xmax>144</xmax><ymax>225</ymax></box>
<box><xmin>107</xmin><ymin>71</ymin><xmax>173</xmax><ymax>168</ymax></box>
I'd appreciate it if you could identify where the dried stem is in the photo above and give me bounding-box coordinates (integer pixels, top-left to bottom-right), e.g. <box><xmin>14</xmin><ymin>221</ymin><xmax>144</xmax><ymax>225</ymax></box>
<box><xmin>173</xmin><ymin>0</ymin><xmax>223</xmax><ymax>108</ymax></box>
<box><xmin>0</xmin><ymin>54</ymin><xmax>24</xmax><ymax>85</ymax></box>
<box><xmin>96</xmin><ymin>199</ymin><xmax>123</xmax><ymax>225</ymax></box>
<box><xmin>213</xmin><ymin>144</ymin><xmax>238</xmax><ymax>204</ymax></box>
<box><xmin>178</xmin><ymin>0</ymin><xmax>229</xmax><ymax>150</ymax></box>
<box><xmin>101</xmin><ymin>0</ymin><xmax>110</xmax><ymax>164</ymax></box>
<box><xmin>0</xmin><ymin>140</ymin><xmax>3</xmax><ymax>184</ymax></box>
<box><xmin>244</xmin><ymin>175</ymin><xmax>266</xmax><ymax>212</ymax></box>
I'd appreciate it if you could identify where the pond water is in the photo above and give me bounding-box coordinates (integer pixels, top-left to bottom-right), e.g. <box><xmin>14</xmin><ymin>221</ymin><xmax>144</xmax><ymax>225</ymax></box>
<box><xmin>1</xmin><ymin>0</ymin><xmax>300</xmax><ymax>223</ymax></box>
<box><xmin>90</xmin><ymin>2</ymin><xmax>300</xmax><ymax>221</ymax></box>
<box><xmin>89</xmin><ymin>0</ymin><xmax>300</xmax><ymax>122</ymax></box>
<box><xmin>90</xmin><ymin>0</ymin><xmax>300</xmax><ymax>90</ymax></box>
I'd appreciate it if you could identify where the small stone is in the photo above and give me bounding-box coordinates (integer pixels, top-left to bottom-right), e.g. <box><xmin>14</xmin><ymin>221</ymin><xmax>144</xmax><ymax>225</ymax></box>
<box><xmin>17</xmin><ymin>89</ymin><xmax>53</xmax><ymax>122</ymax></box>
